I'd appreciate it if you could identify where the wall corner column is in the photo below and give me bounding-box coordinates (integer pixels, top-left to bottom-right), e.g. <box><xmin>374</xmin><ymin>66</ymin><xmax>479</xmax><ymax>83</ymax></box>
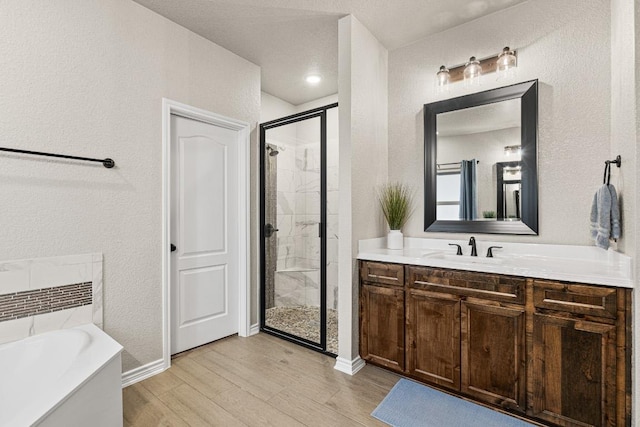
<box><xmin>336</xmin><ymin>14</ymin><xmax>389</xmax><ymax>374</ymax></box>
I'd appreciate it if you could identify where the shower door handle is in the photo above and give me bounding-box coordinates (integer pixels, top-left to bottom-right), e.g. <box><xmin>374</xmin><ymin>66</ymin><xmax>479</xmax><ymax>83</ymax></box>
<box><xmin>318</xmin><ymin>222</ymin><xmax>323</xmax><ymax>238</ymax></box>
<box><xmin>265</xmin><ymin>223</ymin><xmax>278</xmax><ymax>238</ymax></box>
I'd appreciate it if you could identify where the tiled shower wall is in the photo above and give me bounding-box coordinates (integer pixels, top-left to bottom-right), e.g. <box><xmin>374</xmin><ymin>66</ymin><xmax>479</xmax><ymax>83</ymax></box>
<box><xmin>270</xmin><ymin>107</ymin><xmax>339</xmax><ymax>310</ymax></box>
<box><xmin>326</xmin><ymin>115</ymin><xmax>339</xmax><ymax>310</ymax></box>
<box><xmin>294</xmin><ymin>142</ymin><xmax>321</xmax><ymax>272</ymax></box>
<box><xmin>275</xmin><ymin>140</ymin><xmax>296</xmax><ymax>271</ymax></box>
<box><xmin>0</xmin><ymin>253</ymin><xmax>103</xmax><ymax>345</ymax></box>
<box><xmin>272</xmin><ymin>139</ymin><xmax>323</xmax><ymax>308</ymax></box>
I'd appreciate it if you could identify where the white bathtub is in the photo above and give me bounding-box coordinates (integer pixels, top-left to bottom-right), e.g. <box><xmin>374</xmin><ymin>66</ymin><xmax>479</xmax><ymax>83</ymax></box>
<box><xmin>0</xmin><ymin>324</ymin><xmax>123</xmax><ymax>427</ymax></box>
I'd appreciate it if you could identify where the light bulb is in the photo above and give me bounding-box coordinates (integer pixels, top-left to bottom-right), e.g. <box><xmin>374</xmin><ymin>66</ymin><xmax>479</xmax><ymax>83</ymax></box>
<box><xmin>497</xmin><ymin>47</ymin><xmax>517</xmax><ymax>79</ymax></box>
<box><xmin>463</xmin><ymin>56</ymin><xmax>482</xmax><ymax>86</ymax></box>
<box><xmin>305</xmin><ymin>75</ymin><xmax>322</xmax><ymax>85</ymax></box>
<box><xmin>436</xmin><ymin>65</ymin><xmax>450</xmax><ymax>86</ymax></box>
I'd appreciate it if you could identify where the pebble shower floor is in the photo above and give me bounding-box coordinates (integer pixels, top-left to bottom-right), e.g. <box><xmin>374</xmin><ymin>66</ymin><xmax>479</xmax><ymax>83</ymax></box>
<box><xmin>265</xmin><ymin>306</ymin><xmax>338</xmax><ymax>354</ymax></box>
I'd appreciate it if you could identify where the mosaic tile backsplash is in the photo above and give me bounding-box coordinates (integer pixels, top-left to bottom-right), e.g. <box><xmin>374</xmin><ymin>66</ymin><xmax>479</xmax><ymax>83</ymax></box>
<box><xmin>0</xmin><ymin>253</ymin><xmax>102</xmax><ymax>345</ymax></box>
<box><xmin>0</xmin><ymin>282</ymin><xmax>92</xmax><ymax>322</ymax></box>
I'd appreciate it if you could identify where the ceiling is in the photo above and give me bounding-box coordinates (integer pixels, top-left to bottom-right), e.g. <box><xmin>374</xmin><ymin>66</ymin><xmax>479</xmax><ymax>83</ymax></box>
<box><xmin>133</xmin><ymin>0</ymin><xmax>526</xmax><ymax>105</ymax></box>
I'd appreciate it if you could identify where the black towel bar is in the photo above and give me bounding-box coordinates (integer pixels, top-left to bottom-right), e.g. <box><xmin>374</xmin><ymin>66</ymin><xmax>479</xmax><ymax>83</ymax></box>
<box><xmin>0</xmin><ymin>147</ymin><xmax>115</xmax><ymax>168</ymax></box>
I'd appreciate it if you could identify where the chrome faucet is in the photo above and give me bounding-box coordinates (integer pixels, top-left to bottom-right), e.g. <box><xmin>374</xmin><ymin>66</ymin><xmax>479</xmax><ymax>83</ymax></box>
<box><xmin>468</xmin><ymin>237</ymin><xmax>477</xmax><ymax>256</ymax></box>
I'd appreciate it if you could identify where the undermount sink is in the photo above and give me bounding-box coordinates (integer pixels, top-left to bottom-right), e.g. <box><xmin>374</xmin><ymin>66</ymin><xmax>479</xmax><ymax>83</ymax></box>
<box><xmin>421</xmin><ymin>252</ymin><xmax>505</xmax><ymax>265</ymax></box>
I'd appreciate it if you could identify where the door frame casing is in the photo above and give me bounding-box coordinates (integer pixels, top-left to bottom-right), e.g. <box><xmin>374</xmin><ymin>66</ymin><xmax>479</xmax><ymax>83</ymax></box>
<box><xmin>161</xmin><ymin>98</ymin><xmax>251</xmax><ymax>370</ymax></box>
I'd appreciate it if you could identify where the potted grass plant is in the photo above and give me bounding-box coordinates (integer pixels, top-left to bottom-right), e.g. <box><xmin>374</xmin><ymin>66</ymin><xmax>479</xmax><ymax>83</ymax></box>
<box><xmin>378</xmin><ymin>183</ymin><xmax>414</xmax><ymax>250</ymax></box>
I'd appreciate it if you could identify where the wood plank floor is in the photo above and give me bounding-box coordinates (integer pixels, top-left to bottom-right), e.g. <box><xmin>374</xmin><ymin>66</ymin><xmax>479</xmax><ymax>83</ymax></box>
<box><xmin>123</xmin><ymin>333</ymin><xmax>400</xmax><ymax>426</ymax></box>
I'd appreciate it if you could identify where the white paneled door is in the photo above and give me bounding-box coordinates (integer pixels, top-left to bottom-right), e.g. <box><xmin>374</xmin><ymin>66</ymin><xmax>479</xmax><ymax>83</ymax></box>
<box><xmin>170</xmin><ymin>114</ymin><xmax>239</xmax><ymax>354</ymax></box>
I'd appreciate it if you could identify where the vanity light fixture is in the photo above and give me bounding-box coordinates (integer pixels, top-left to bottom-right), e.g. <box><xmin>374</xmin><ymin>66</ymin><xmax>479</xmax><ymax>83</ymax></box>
<box><xmin>497</xmin><ymin>47</ymin><xmax>517</xmax><ymax>76</ymax></box>
<box><xmin>504</xmin><ymin>145</ymin><xmax>521</xmax><ymax>156</ymax></box>
<box><xmin>436</xmin><ymin>47</ymin><xmax>517</xmax><ymax>86</ymax></box>
<box><xmin>463</xmin><ymin>56</ymin><xmax>482</xmax><ymax>86</ymax></box>
<box><xmin>436</xmin><ymin>65</ymin><xmax>450</xmax><ymax>87</ymax></box>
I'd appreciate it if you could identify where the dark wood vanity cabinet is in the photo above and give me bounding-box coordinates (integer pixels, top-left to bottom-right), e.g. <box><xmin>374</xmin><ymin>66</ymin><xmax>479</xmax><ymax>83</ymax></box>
<box><xmin>406</xmin><ymin>266</ymin><xmax>527</xmax><ymax>412</ymax></box>
<box><xmin>529</xmin><ymin>279</ymin><xmax>630</xmax><ymax>427</ymax></box>
<box><xmin>359</xmin><ymin>261</ymin><xmax>631</xmax><ymax>427</ymax></box>
<box><xmin>359</xmin><ymin>262</ymin><xmax>405</xmax><ymax>372</ymax></box>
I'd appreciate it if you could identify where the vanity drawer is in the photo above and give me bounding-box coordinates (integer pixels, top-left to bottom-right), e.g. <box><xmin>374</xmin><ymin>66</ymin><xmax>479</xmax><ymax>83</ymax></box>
<box><xmin>532</xmin><ymin>280</ymin><xmax>617</xmax><ymax>319</ymax></box>
<box><xmin>360</xmin><ymin>261</ymin><xmax>404</xmax><ymax>287</ymax></box>
<box><xmin>407</xmin><ymin>266</ymin><xmax>525</xmax><ymax>304</ymax></box>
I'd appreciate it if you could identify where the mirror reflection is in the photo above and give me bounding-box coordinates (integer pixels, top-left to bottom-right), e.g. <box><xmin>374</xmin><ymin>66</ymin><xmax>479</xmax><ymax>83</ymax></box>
<box><xmin>497</xmin><ymin>161</ymin><xmax>522</xmax><ymax>220</ymax></box>
<box><xmin>436</xmin><ymin>98</ymin><xmax>521</xmax><ymax>222</ymax></box>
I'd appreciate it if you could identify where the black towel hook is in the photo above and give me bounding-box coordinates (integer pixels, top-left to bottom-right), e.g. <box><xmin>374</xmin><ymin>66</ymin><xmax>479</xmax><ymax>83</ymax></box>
<box><xmin>605</xmin><ymin>155</ymin><xmax>622</xmax><ymax>168</ymax></box>
<box><xmin>603</xmin><ymin>155</ymin><xmax>621</xmax><ymax>185</ymax></box>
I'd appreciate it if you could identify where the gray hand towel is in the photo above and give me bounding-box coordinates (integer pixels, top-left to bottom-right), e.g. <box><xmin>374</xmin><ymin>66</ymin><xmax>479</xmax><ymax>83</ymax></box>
<box><xmin>609</xmin><ymin>184</ymin><xmax>621</xmax><ymax>240</ymax></box>
<box><xmin>590</xmin><ymin>184</ymin><xmax>621</xmax><ymax>249</ymax></box>
<box><xmin>590</xmin><ymin>191</ymin><xmax>599</xmax><ymax>240</ymax></box>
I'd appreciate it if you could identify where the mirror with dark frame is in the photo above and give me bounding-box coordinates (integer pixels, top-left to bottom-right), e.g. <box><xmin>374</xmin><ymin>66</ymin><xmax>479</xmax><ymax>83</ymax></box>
<box><xmin>424</xmin><ymin>79</ymin><xmax>538</xmax><ymax>234</ymax></box>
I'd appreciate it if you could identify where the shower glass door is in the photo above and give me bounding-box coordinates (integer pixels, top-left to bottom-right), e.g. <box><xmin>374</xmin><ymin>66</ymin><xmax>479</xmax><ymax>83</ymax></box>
<box><xmin>260</xmin><ymin>109</ymin><xmax>328</xmax><ymax>353</ymax></box>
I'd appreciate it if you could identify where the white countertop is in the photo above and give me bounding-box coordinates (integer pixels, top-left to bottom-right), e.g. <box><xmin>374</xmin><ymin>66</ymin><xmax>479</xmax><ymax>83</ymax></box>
<box><xmin>357</xmin><ymin>237</ymin><xmax>633</xmax><ymax>288</ymax></box>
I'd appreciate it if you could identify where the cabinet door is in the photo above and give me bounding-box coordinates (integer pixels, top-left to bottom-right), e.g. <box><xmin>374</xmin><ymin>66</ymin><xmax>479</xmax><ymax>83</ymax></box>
<box><xmin>461</xmin><ymin>301</ymin><xmax>526</xmax><ymax>413</ymax></box>
<box><xmin>406</xmin><ymin>288</ymin><xmax>460</xmax><ymax>391</ymax></box>
<box><xmin>531</xmin><ymin>313</ymin><xmax>617</xmax><ymax>427</ymax></box>
<box><xmin>360</xmin><ymin>284</ymin><xmax>405</xmax><ymax>372</ymax></box>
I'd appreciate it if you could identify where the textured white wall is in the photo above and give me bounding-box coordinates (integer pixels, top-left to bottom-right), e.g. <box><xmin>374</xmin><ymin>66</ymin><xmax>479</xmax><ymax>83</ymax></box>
<box><xmin>388</xmin><ymin>0</ymin><xmax>611</xmax><ymax>244</ymax></box>
<box><xmin>0</xmin><ymin>0</ymin><xmax>260</xmax><ymax>372</ymax></box>
<box><xmin>636</xmin><ymin>5</ymin><xmax>640</xmax><ymax>423</ymax></box>
<box><xmin>611</xmin><ymin>0</ymin><xmax>638</xmax><ymax>256</ymax></box>
<box><xmin>338</xmin><ymin>15</ymin><xmax>388</xmax><ymax>361</ymax></box>
<box><xmin>260</xmin><ymin>92</ymin><xmax>297</xmax><ymax>123</ymax></box>
<box><xmin>261</xmin><ymin>92</ymin><xmax>338</xmax><ymax>120</ymax></box>
<box><xmin>610</xmin><ymin>0</ymin><xmax>638</xmax><ymax>423</ymax></box>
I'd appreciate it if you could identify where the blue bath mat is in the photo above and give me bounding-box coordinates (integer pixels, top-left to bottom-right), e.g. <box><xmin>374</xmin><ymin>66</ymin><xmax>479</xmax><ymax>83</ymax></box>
<box><xmin>372</xmin><ymin>379</ymin><xmax>535</xmax><ymax>427</ymax></box>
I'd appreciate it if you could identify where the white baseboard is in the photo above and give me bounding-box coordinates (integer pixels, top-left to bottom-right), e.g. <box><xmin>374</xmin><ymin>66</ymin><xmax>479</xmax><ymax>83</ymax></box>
<box><xmin>121</xmin><ymin>358</ymin><xmax>167</xmax><ymax>388</ymax></box>
<box><xmin>334</xmin><ymin>356</ymin><xmax>366</xmax><ymax>375</ymax></box>
<box><xmin>249</xmin><ymin>323</ymin><xmax>260</xmax><ymax>336</ymax></box>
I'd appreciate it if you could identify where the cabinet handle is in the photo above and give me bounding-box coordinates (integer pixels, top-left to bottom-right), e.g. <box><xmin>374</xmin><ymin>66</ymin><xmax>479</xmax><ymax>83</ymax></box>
<box><xmin>368</xmin><ymin>274</ymin><xmax>399</xmax><ymax>281</ymax></box>
<box><xmin>413</xmin><ymin>280</ymin><xmax>516</xmax><ymax>299</ymax></box>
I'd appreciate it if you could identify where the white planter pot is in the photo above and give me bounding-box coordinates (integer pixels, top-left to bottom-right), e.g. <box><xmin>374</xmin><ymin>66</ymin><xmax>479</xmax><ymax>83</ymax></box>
<box><xmin>387</xmin><ymin>230</ymin><xmax>404</xmax><ymax>250</ymax></box>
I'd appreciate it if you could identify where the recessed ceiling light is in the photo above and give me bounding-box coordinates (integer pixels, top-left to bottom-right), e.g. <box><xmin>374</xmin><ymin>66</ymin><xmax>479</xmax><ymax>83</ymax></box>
<box><xmin>305</xmin><ymin>74</ymin><xmax>322</xmax><ymax>85</ymax></box>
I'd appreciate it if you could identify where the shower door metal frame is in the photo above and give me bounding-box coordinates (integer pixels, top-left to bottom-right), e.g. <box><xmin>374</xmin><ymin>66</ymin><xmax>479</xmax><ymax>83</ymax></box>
<box><xmin>259</xmin><ymin>103</ymin><xmax>337</xmax><ymax>356</ymax></box>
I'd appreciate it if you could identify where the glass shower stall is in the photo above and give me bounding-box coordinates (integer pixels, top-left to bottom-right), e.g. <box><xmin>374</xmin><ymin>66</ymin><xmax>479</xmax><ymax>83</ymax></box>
<box><xmin>259</xmin><ymin>103</ymin><xmax>338</xmax><ymax>355</ymax></box>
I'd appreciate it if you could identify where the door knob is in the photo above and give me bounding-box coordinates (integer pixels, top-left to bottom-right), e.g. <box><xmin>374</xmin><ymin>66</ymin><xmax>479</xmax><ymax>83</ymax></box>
<box><xmin>170</xmin><ymin>244</ymin><xmax>177</xmax><ymax>252</ymax></box>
